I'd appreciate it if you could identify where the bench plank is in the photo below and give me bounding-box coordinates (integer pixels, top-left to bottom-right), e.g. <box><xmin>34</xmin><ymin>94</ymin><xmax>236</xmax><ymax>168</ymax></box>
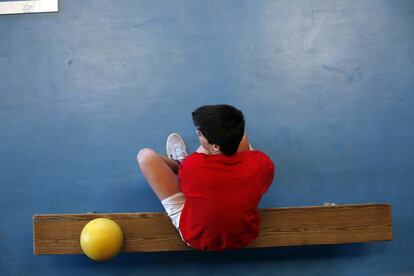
<box><xmin>33</xmin><ymin>203</ymin><xmax>392</xmax><ymax>254</ymax></box>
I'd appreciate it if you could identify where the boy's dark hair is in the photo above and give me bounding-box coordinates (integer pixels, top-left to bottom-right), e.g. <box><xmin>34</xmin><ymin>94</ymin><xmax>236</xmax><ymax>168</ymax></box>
<box><xmin>192</xmin><ymin>104</ymin><xmax>245</xmax><ymax>155</ymax></box>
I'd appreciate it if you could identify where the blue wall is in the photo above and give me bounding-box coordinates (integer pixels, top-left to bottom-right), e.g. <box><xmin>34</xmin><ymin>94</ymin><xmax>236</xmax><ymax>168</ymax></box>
<box><xmin>1</xmin><ymin>0</ymin><xmax>413</xmax><ymax>275</ymax></box>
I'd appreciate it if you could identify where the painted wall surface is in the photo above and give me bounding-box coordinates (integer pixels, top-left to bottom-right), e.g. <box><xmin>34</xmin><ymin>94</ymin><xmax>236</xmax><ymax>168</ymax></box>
<box><xmin>1</xmin><ymin>1</ymin><xmax>413</xmax><ymax>275</ymax></box>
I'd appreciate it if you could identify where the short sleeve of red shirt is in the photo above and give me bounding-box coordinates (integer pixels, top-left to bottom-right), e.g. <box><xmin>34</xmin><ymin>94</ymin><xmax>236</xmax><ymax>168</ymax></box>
<box><xmin>178</xmin><ymin>150</ymin><xmax>275</xmax><ymax>251</ymax></box>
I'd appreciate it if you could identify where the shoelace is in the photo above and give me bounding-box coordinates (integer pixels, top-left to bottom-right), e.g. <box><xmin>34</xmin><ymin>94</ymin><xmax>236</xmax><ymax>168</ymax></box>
<box><xmin>174</xmin><ymin>143</ymin><xmax>187</xmax><ymax>161</ymax></box>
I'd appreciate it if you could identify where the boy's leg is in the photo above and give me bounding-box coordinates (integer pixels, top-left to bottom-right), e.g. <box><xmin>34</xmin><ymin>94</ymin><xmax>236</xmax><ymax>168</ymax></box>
<box><xmin>137</xmin><ymin>148</ymin><xmax>181</xmax><ymax>201</ymax></box>
<box><xmin>160</xmin><ymin>155</ymin><xmax>180</xmax><ymax>174</ymax></box>
<box><xmin>137</xmin><ymin>133</ymin><xmax>188</xmax><ymax>201</ymax></box>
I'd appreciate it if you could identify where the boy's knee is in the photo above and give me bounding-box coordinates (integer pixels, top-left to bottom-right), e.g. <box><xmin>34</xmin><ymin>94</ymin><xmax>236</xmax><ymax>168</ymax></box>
<box><xmin>137</xmin><ymin>148</ymin><xmax>157</xmax><ymax>166</ymax></box>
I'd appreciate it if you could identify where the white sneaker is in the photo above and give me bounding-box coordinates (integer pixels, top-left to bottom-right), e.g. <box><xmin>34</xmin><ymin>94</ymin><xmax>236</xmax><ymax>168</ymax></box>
<box><xmin>166</xmin><ymin>133</ymin><xmax>188</xmax><ymax>162</ymax></box>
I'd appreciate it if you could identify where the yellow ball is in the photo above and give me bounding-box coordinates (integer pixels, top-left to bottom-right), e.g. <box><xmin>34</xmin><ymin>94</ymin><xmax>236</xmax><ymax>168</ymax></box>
<box><xmin>80</xmin><ymin>218</ymin><xmax>123</xmax><ymax>261</ymax></box>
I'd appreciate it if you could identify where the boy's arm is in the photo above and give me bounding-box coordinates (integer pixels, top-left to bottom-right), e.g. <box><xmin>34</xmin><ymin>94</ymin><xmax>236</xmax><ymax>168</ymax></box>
<box><xmin>237</xmin><ymin>133</ymin><xmax>251</xmax><ymax>152</ymax></box>
<box><xmin>262</xmin><ymin>159</ymin><xmax>275</xmax><ymax>194</ymax></box>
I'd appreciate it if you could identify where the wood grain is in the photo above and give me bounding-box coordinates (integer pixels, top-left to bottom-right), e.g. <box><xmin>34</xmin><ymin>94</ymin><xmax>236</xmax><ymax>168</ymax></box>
<box><xmin>33</xmin><ymin>203</ymin><xmax>392</xmax><ymax>254</ymax></box>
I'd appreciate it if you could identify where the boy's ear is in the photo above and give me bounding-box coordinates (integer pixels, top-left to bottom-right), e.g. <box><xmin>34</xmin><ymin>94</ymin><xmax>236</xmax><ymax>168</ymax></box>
<box><xmin>212</xmin><ymin>144</ymin><xmax>221</xmax><ymax>152</ymax></box>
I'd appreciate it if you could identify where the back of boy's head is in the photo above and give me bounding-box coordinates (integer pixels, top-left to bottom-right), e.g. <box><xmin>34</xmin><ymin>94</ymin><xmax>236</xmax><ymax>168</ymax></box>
<box><xmin>192</xmin><ymin>104</ymin><xmax>245</xmax><ymax>155</ymax></box>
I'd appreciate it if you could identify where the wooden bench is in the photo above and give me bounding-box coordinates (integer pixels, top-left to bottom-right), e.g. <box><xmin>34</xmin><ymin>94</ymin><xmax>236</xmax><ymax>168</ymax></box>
<box><xmin>33</xmin><ymin>203</ymin><xmax>392</xmax><ymax>254</ymax></box>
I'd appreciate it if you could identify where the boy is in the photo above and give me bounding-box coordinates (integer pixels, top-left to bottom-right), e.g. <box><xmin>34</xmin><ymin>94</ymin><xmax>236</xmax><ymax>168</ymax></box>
<box><xmin>137</xmin><ymin>104</ymin><xmax>275</xmax><ymax>251</ymax></box>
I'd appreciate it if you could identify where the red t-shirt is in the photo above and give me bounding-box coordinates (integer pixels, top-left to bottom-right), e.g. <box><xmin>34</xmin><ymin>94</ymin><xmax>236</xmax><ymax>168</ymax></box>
<box><xmin>178</xmin><ymin>150</ymin><xmax>275</xmax><ymax>251</ymax></box>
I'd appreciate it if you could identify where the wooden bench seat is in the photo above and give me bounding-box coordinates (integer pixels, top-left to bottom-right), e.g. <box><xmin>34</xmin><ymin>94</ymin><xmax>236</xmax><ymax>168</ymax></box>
<box><xmin>33</xmin><ymin>203</ymin><xmax>392</xmax><ymax>254</ymax></box>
